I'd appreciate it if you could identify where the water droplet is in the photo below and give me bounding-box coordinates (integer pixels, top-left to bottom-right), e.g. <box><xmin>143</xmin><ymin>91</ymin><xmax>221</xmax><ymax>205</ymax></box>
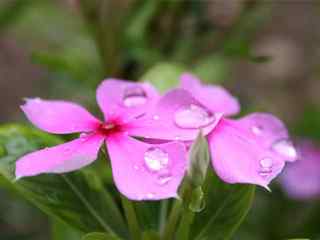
<box><xmin>272</xmin><ymin>139</ymin><xmax>297</xmax><ymax>159</ymax></box>
<box><xmin>79</xmin><ymin>133</ymin><xmax>89</xmax><ymax>142</ymax></box>
<box><xmin>174</xmin><ymin>104</ymin><xmax>215</xmax><ymax>129</ymax></box>
<box><xmin>80</xmin><ymin>133</ymin><xmax>88</xmax><ymax>138</ymax></box>
<box><xmin>134</xmin><ymin>165</ymin><xmax>139</xmax><ymax>170</ymax></box>
<box><xmin>146</xmin><ymin>193</ymin><xmax>155</xmax><ymax>199</ymax></box>
<box><xmin>157</xmin><ymin>174</ymin><xmax>172</xmax><ymax>185</ymax></box>
<box><xmin>258</xmin><ymin>157</ymin><xmax>273</xmax><ymax>177</ymax></box>
<box><xmin>260</xmin><ymin>157</ymin><xmax>273</xmax><ymax>168</ymax></box>
<box><xmin>251</xmin><ymin>125</ymin><xmax>263</xmax><ymax>135</ymax></box>
<box><xmin>174</xmin><ymin>136</ymin><xmax>181</xmax><ymax>140</ymax></box>
<box><xmin>153</xmin><ymin>115</ymin><xmax>160</xmax><ymax>120</ymax></box>
<box><xmin>123</xmin><ymin>86</ymin><xmax>147</xmax><ymax>107</ymax></box>
<box><xmin>144</xmin><ymin>147</ymin><xmax>169</xmax><ymax>172</ymax></box>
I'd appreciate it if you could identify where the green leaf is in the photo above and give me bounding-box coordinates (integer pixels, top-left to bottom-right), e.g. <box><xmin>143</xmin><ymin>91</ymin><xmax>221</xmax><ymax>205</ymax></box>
<box><xmin>0</xmin><ymin>124</ymin><xmax>127</xmax><ymax>238</ymax></box>
<box><xmin>192</xmin><ymin>171</ymin><xmax>255</xmax><ymax>240</ymax></box>
<box><xmin>141</xmin><ymin>62</ymin><xmax>187</xmax><ymax>93</ymax></box>
<box><xmin>82</xmin><ymin>232</ymin><xmax>121</xmax><ymax>240</ymax></box>
<box><xmin>52</xmin><ymin>220</ymin><xmax>83</xmax><ymax>240</ymax></box>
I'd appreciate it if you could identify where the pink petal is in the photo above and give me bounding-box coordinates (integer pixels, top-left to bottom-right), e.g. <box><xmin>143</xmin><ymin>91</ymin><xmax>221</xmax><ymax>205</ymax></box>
<box><xmin>96</xmin><ymin>79</ymin><xmax>160</xmax><ymax>120</ymax></box>
<box><xmin>280</xmin><ymin>140</ymin><xmax>320</xmax><ymax>200</ymax></box>
<box><xmin>128</xmin><ymin>89</ymin><xmax>222</xmax><ymax>141</ymax></box>
<box><xmin>180</xmin><ymin>73</ymin><xmax>240</xmax><ymax>116</ymax></box>
<box><xmin>106</xmin><ymin>134</ymin><xmax>187</xmax><ymax>200</ymax></box>
<box><xmin>15</xmin><ymin>134</ymin><xmax>104</xmax><ymax>179</ymax></box>
<box><xmin>21</xmin><ymin>98</ymin><xmax>100</xmax><ymax>134</ymax></box>
<box><xmin>208</xmin><ymin>114</ymin><xmax>296</xmax><ymax>188</ymax></box>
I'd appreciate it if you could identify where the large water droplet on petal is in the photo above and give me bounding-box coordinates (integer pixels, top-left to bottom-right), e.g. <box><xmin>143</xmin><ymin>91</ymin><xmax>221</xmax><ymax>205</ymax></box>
<box><xmin>174</xmin><ymin>104</ymin><xmax>215</xmax><ymax>129</ymax></box>
<box><xmin>144</xmin><ymin>147</ymin><xmax>169</xmax><ymax>172</ymax></box>
<box><xmin>260</xmin><ymin>157</ymin><xmax>273</xmax><ymax>168</ymax></box>
<box><xmin>258</xmin><ymin>157</ymin><xmax>273</xmax><ymax>177</ymax></box>
<box><xmin>123</xmin><ymin>86</ymin><xmax>147</xmax><ymax>107</ymax></box>
<box><xmin>272</xmin><ymin>139</ymin><xmax>297</xmax><ymax>159</ymax></box>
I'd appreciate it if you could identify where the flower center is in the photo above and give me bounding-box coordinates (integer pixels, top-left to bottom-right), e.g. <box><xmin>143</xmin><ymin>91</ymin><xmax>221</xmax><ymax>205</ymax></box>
<box><xmin>97</xmin><ymin>121</ymin><xmax>123</xmax><ymax>136</ymax></box>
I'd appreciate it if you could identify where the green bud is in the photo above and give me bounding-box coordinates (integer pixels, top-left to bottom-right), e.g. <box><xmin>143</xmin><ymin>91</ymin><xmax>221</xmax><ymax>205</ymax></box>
<box><xmin>141</xmin><ymin>62</ymin><xmax>186</xmax><ymax>93</ymax></box>
<box><xmin>178</xmin><ymin>132</ymin><xmax>210</xmax><ymax>213</ymax></box>
<box><xmin>187</xmin><ymin>131</ymin><xmax>210</xmax><ymax>187</ymax></box>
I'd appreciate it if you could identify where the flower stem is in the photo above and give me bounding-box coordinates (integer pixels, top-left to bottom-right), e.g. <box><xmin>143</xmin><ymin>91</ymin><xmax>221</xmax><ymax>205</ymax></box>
<box><xmin>161</xmin><ymin>199</ymin><xmax>182</xmax><ymax>240</ymax></box>
<box><xmin>159</xmin><ymin>200</ymin><xmax>169</xmax><ymax>233</ymax></box>
<box><xmin>121</xmin><ymin>196</ymin><xmax>142</xmax><ymax>240</ymax></box>
<box><xmin>175</xmin><ymin>209</ymin><xmax>195</xmax><ymax>240</ymax></box>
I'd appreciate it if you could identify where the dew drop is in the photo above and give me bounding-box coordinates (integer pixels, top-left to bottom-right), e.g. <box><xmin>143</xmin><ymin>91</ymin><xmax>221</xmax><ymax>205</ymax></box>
<box><xmin>146</xmin><ymin>193</ymin><xmax>155</xmax><ymax>199</ymax></box>
<box><xmin>153</xmin><ymin>115</ymin><xmax>160</xmax><ymax>120</ymax></box>
<box><xmin>144</xmin><ymin>147</ymin><xmax>169</xmax><ymax>172</ymax></box>
<box><xmin>251</xmin><ymin>125</ymin><xmax>263</xmax><ymax>135</ymax></box>
<box><xmin>271</xmin><ymin>139</ymin><xmax>297</xmax><ymax>159</ymax></box>
<box><xmin>174</xmin><ymin>104</ymin><xmax>215</xmax><ymax>129</ymax></box>
<box><xmin>123</xmin><ymin>86</ymin><xmax>147</xmax><ymax>107</ymax></box>
<box><xmin>157</xmin><ymin>174</ymin><xmax>172</xmax><ymax>185</ymax></box>
<box><xmin>134</xmin><ymin>165</ymin><xmax>139</xmax><ymax>170</ymax></box>
<box><xmin>80</xmin><ymin>133</ymin><xmax>88</xmax><ymax>138</ymax></box>
<box><xmin>258</xmin><ymin>157</ymin><xmax>273</xmax><ymax>177</ymax></box>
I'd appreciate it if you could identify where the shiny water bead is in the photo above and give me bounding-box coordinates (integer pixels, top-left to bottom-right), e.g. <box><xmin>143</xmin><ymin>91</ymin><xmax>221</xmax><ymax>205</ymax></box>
<box><xmin>144</xmin><ymin>147</ymin><xmax>169</xmax><ymax>172</ymax></box>
<box><xmin>251</xmin><ymin>125</ymin><xmax>263</xmax><ymax>135</ymax></box>
<box><xmin>258</xmin><ymin>157</ymin><xmax>273</xmax><ymax>177</ymax></box>
<box><xmin>157</xmin><ymin>173</ymin><xmax>172</xmax><ymax>185</ymax></box>
<box><xmin>123</xmin><ymin>86</ymin><xmax>147</xmax><ymax>107</ymax></box>
<box><xmin>174</xmin><ymin>104</ymin><xmax>215</xmax><ymax>129</ymax></box>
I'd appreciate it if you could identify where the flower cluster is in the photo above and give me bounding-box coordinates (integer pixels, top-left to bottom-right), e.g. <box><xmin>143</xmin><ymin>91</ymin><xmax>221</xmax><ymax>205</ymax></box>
<box><xmin>15</xmin><ymin>73</ymin><xmax>297</xmax><ymax>200</ymax></box>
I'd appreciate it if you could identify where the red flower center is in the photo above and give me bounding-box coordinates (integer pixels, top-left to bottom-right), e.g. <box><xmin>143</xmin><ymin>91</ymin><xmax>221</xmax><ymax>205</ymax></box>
<box><xmin>97</xmin><ymin>121</ymin><xmax>124</xmax><ymax>136</ymax></box>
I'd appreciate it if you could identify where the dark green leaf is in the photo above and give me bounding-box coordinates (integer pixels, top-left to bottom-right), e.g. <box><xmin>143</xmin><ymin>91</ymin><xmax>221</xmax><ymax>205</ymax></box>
<box><xmin>52</xmin><ymin>220</ymin><xmax>83</xmax><ymax>240</ymax></box>
<box><xmin>192</xmin><ymin>171</ymin><xmax>255</xmax><ymax>240</ymax></box>
<box><xmin>0</xmin><ymin>125</ymin><xmax>127</xmax><ymax>238</ymax></box>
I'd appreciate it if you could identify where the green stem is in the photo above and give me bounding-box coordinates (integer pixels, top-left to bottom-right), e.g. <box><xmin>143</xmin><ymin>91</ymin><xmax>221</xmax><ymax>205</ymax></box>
<box><xmin>159</xmin><ymin>200</ymin><xmax>169</xmax><ymax>233</ymax></box>
<box><xmin>121</xmin><ymin>196</ymin><xmax>142</xmax><ymax>240</ymax></box>
<box><xmin>162</xmin><ymin>199</ymin><xmax>182</xmax><ymax>240</ymax></box>
<box><xmin>175</xmin><ymin>210</ymin><xmax>195</xmax><ymax>240</ymax></box>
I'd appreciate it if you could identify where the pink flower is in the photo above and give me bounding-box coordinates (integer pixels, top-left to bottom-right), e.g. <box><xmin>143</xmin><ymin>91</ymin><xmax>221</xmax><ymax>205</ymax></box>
<box><xmin>133</xmin><ymin>73</ymin><xmax>297</xmax><ymax>189</ymax></box>
<box><xmin>280</xmin><ymin>140</ymin><xmax>320</xmax><ymax>200</ymax></box>
<box><xmin>16</xmin><ymin>79</ymin><xmax>192</xmax><ymax>201</ymax></box>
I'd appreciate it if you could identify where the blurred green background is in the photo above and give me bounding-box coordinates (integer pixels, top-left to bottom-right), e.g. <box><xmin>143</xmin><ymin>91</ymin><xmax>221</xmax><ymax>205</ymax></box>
<box><xmin>0</xmin><ymin>0</ymin><xmax>320</xmax><ymax>239</ymax></box>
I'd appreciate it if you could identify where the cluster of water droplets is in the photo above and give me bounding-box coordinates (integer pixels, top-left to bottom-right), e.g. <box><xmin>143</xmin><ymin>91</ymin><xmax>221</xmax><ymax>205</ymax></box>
<box><xmin>123</xmin><ymin>86</ymin><xmax>147</xmax><ymax>107</ymax></box>
<box><xmin>133</xmin><ymin>147</ymin><xmax>174</xmax><ymax>200</ymax></box>
<box><xmin>174</xmin><ymin>104</ymin><xmax>215</xmax><ymax>129</ymax></box>
<box><xmin>250</xmin><ymin>124</ymin><xmax>297</xmax><ymax>178</ymax></box>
